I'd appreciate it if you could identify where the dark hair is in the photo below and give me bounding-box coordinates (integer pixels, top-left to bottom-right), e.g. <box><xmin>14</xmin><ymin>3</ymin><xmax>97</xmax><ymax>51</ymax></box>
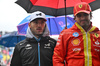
<box><xmin>73</xmin><ymin>12</ymin><xmax>92</xmax><ymax>20</ymax></box>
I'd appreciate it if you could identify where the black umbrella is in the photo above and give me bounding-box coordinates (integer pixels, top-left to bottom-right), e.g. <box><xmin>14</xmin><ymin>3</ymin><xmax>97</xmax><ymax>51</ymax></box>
<box><xmin>15</xmin><ymin>0</ymin><xmax>100</xmax><ymax>28</ymax></box>
<box><xmin>15</xmin><ymin>0</ymin><xmax>100</xmax><ymax>16</ymax></box>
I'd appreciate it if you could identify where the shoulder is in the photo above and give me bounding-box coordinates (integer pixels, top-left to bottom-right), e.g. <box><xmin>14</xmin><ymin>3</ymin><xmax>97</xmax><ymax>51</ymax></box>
<box><xmin>17</xmin><ymin>39</ymin><xmax>27</xmax><ymax>45</ymax></box>
<box><xmin>60</xmin><ymin>28</ymin><xmax>74</xmax><ymax>37</ymax></box>
<box><xmin>15</xmin><ymin>39</ymin><xmax>28</xmax><ymax>50</ymax></box>
<box><xmin>46</xmin><ymin>36</ymin><xmax>57</xmax><ymax>41</ymax></box>
<box><xmin>48</xmin><ymin>37</ymin><xmax>57</xmax><ymax>48</ymax></box>
<box><xmin>44</xmin><ymin>36</ymin><xmax>57</xmax><ymax>45</ymax></box>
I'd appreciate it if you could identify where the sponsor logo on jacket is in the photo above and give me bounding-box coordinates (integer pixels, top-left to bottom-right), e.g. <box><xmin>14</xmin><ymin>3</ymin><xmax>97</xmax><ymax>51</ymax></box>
<box><xmin>93</xmin><ymin>40</ymin><xmax>100</xmax><ymax>47</ymax></box>
<box><xmin>94</xmin><ymin>33</ymin><xmax>99</xmax><ymax>38</ymax></box>
<box><xmin>71</xmin><ymin>38</ymin><xmax>80</xmax><ymax>46</ymax></box>
<box><xmin>94</xmin><ymin>48</ymin><xmax>100</xmax><ymax>52</ymax></box>
<box><xmin>73</xmin><ymin>32</ymin><xmax>79</xmax><ymax>37</ymax></box>
<box><xmin>44</xmin><ymin>43</ymin><xmax>51</xmax><ymax>49</ymax></box>
<box><xmin>25</xmin><ymin>44</ymin><xmax>32</xmax><ymax>49</ymax></box>
<box><xmin>72</xmin><ymin>48</ymin><xmax>81</xmax><ymax>53</ymax></box>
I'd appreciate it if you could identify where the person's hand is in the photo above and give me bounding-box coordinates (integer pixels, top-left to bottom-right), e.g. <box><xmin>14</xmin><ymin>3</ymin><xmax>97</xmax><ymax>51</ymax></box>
<box><xmin>64</xmin><ymin>27</ymin><xmax>67</xmax><ymax>29</ymax></box>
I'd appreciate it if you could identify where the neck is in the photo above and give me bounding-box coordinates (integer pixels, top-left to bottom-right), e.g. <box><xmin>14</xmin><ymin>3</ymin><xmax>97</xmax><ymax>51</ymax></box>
<box><xmin>82</xmin><ymin>24</ymin><xmax>91</xmax><ymax>32</ymax></box>
<box><xmin>35</xmin><ymin>35</ymin><xmax>39</xmax><ymax>39</ymax></box>
<box><xmin>34</xmin><ymin>34</ymin><xmax>42</xmax><ymax>39</ymax></box>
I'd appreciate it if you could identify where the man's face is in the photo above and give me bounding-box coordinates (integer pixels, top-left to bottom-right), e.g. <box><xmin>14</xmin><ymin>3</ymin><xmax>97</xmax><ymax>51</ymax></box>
<box><xmin>29</xmin><ymin>18</ymin><xmax>46</xmax><ymax>37</ymax></box>
<box><xmin>75</xmin><ymin>12</ymin><xmax>91</xmax><ymax>28</ymax></box>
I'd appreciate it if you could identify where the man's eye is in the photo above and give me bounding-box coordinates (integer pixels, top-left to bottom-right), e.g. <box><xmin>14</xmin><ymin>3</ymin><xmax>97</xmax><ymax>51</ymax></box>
<box><xmin>34</xmin><ymin>21</ymin><xmax>38</xmax><ymax>24</ymax></box>
<box><xmin>77</xmin><ymin>14</ymin><xmax>81</xmax><ymax>17</ymax></box>
<box><xmin>76</xmin><ymin>13</ymin><xmax>88</xmax><ymax>17</ymax></box>
<box><xmin>41</xmin><ymin>21</ymin><xmax>45</xmax><ymax>24</ymax></box>
<box><xmin>84</xmin><ymin>13</ymin><xmax>88</xmax><ymax>16</ymax></box>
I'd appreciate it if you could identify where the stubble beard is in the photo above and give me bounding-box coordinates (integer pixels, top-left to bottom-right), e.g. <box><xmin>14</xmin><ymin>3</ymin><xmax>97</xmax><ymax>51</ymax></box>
<box><xmin>81</xmin><ymin>20</ymin><xmax>91</xmax><ymax>31</ymax></box>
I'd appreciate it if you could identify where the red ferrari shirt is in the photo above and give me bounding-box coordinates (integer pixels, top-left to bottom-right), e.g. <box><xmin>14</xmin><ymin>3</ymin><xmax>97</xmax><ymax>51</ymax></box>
<box><xmin>53</xmin><ymin>22</ymin><xmax>100</xmax><ymax>66</ymax></box>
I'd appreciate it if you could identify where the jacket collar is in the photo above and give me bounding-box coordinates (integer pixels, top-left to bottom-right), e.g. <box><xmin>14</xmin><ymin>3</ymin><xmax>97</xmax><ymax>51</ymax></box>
<box><xmin>75</xmin><ymin>22</ymin><xmax>97</xmax><ymax>33</ymax></box>
<box><xmin>26</xmin><ymin>36</ymin><xmax>50</xmax><ymax>42</ymax></box>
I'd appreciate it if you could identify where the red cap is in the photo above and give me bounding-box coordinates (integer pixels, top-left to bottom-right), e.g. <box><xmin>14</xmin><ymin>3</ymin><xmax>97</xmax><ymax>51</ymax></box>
<box><xmin>74</xmin><ymin>2</ymin><xmax>91</xmax><ymax>16</ymax></box>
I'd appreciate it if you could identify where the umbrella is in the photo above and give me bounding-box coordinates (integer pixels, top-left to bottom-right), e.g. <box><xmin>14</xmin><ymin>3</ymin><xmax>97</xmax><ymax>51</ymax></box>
<box><xmin>17</xmin><ymin>15</ymin><xmax>76</xmax><ymax>35</ymax></box>
<box><xmin>15</xmin><ymin>0</ymin><xmax>100</xmax><ymax>28</ymax></box>
<box><xmin>0</xmin><ymin>31</ymin><xmax>26</xmax><ymax>47</ymax></box>
<box><xmin>15</xmin><ymin>0</ymin><xmax>100</xmax><ymax>16</ymax></box>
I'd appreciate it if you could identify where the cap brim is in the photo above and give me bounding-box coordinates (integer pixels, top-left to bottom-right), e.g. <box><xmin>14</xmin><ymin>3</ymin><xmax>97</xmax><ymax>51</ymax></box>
<box><xmin>74</xmin><ymin>10</ymin><xmax>90</xmax><ymax>16</ymax></box>
<box><xmin>35</xmin><ymin>18</ymin><xmax>47</xmax><ymax>21</ymax></box>
<box><xmin>30</xmin><ymin>17</ymin><xmax>47</xmax><ymax>22</ymax></box>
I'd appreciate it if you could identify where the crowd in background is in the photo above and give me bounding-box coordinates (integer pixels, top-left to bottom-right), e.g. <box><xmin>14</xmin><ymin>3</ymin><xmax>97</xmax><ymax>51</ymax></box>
<box><xmin>0</xmin><ymin>46</ymin><xmax>14</xmax><ymax>66</ymax></box>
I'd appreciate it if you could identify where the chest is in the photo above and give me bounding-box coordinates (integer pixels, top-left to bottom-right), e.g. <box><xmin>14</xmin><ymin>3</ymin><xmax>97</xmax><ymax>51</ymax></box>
<box><xmin>20</xmin><ymin>41</ymin><xmax>54</xmax><ymax>58</ymax></box>
<box><xmin>66</xmin><ymin>32</ymin><xmax>100</xmax><ymax>53</ymax></box>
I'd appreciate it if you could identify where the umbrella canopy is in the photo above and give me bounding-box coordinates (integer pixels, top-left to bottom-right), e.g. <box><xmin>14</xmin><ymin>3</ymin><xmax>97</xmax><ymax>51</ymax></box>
<box><xmin>17</xmin><ymin>15</ymin><xmax>76</xmax><ymax>35</ymax></box>
<box><xmin>0</xmin><ymin>31</ymin><xmax>26</xmax><ymax>47</ymax></box>
<box><xmin>15</xmin><ymin>0</ymin><xmax>100</xmax><ymax>16</ymax></box>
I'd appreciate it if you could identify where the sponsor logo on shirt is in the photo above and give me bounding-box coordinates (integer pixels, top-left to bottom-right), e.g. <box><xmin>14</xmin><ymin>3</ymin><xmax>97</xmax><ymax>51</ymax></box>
<box><xmin>20</xmin><ymin>43</ymin><xmax>24</xmax><ymax>45</ymax></box>
<box><xmin>94</xmin><ymin>33</ymin><xmax>99</xmax><ymax>38</ymax></box>
<box><xmin>44</xmin><ymin>43</ymin><xmax>51</xmax><ymax>49</ymax></box>
<box><xmin>94</xmin><ymin>48</ymin><xmax>100</xmax><ymax>52</ymax></box>
<box><xmin>73</xmin><ymin>32</ymin><xmax>79</xmax><ymax>37</ymax></box>
<box><xmin>71</xmin><ymin>38</ymin><xmax>80</xmax><ymax>46</ymax></box>
<box><xmin>25</xmin><ymin>44</ymin><xmax>32</xmax><ymax>49</ymax></box>
<box><xmin>72</xmin><ymin>48</ymin><xmax>81</xmax><ymax>53</ymax></box>
<box><xmin>93</xmin><ymin>40</ymin><xmax>100</xmax><ymax>47</ymax></box>
<box><xmin>95</xmin><ymin>40</ymin><xmax>100</xmax><ymax>45</ymax></box>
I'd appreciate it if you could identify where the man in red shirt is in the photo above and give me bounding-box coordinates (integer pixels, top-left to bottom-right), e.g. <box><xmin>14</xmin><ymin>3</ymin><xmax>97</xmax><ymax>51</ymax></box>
<box><xmin>53</xmin><ymin>2</ymin><xmax>100</xmax><ymax>66</ymax></box>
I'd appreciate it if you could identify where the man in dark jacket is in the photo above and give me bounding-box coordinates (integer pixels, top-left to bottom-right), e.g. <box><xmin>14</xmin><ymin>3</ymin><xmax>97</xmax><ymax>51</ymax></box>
<box><xmin>10</xmin><ymin>11</ymin><xmax>56</xmax><ymax>66</ymax></box>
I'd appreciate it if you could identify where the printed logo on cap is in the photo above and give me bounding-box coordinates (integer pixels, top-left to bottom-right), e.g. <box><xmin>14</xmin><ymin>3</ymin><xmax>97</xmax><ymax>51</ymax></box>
<box><xmin>36</xmin><ymin>13</ymin><xmax>42</xmax><ymax>16</ymax></box>
<box><xmin>78</xmin><ymin>4</ymin><xmax>83</xmax><ymax>8</ymax></box>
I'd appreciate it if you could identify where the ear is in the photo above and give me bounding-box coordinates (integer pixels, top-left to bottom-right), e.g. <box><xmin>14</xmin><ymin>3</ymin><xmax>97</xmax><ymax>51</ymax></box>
<box><xmin>74</xmin><ymin>16</ymin><xmax>76</xmax><ymax>20</ymax></box>
<box><xmin>28</xmin><ymin>23</ymin><xmax>31</xmax><ymax>28</ymax></box>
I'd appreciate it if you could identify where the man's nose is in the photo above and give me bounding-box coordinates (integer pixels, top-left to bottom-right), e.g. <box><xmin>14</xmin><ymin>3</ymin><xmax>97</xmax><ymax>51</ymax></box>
<box><xmin>37</xmin><ymin>23</ymin><xmax>42</xmax><ymax>26</ymax></box>
<box><xmin>81</xmin><ymin>15</ymin><xmax>86</xmax><ymax>19</ymax></box>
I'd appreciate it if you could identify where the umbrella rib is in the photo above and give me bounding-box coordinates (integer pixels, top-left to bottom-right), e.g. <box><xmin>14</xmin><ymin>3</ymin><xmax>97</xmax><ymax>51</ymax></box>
<box><xmin>48</xmin><ymin>18</ymin><xmax>52</xmax><ymax>35</ymax></box>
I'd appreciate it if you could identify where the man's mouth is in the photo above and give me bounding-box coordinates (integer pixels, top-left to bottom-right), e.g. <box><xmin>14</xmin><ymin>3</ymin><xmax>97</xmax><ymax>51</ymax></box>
<box><xmin>81</xmin><ymin>20</ymin><xmax>87</xmax><ymax>23</ymax></box>
<box><xmin>37</xmin><ymin>28</ymin><xmax>42</xmax><ymax>31</ymax></box>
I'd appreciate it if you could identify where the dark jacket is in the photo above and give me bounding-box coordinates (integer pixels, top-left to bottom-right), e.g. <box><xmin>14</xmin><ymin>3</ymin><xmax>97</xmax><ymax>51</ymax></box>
<box><xmin>10</xmin><ymin>36</ymin><xmax>56</xmax><ymax>66</ymax></box>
